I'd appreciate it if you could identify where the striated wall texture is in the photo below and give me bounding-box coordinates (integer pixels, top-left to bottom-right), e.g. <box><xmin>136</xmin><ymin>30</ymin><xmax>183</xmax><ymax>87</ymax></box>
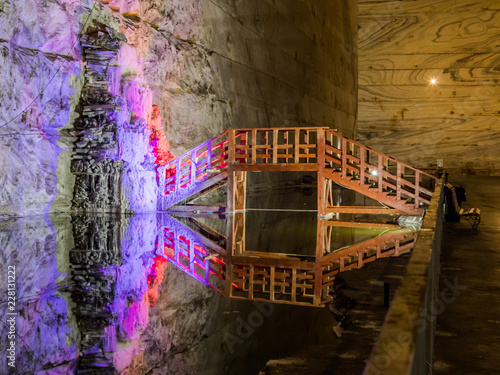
<box><xmin>358</xmin><ymin>0</ymin><xmax>500</xmax><ymax>174</ymax></box>
<box><xmin>0</xmin><ymin>0</ymin><xmax>358</xmax><ymax>216</ymax></box>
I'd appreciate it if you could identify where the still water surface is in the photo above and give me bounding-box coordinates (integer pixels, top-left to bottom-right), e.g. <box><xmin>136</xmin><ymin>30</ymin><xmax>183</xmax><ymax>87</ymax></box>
<box><xmin>0</xmin><ymin>186</ymin><xmax>410</xmax><ymax>374</ymax></box>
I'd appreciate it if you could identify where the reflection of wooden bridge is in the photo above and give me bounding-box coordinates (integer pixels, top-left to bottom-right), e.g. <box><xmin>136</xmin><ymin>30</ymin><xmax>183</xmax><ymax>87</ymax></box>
<box><xmin>156</xmin><ymin>214</ymin><xmax>418</xmax><ymax>307</ymax></box>
<box><xmin>157</xmin><ymin>127</ymin><xmax>438</xmax><ymax>215</ymax></box>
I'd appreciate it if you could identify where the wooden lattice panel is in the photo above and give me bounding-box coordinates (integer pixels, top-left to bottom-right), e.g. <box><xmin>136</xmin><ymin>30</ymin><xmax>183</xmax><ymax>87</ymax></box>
<box><xmin>228</xmin><ymin>261</ymin><xmax>321</xmax><ymax>307</ymax></box>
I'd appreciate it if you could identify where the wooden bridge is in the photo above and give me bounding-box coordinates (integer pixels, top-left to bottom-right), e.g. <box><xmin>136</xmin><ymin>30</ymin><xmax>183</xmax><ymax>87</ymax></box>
<box><xmin>156</xmin><ymin>213</ymin><xmax>418</xmax><ymax>307</ymax></box>
<box><xmin>157</xmin><ymin>127</ymin><xmax>438</xmax><ymax>216</ymax></box>
<box><xmin>155</xmin><ymin>127</ymin><xmax>436</xmax><ymax>306</ymax></box>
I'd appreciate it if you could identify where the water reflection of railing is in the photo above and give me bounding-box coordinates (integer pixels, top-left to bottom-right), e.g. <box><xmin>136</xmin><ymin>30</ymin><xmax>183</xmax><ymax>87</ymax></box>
<box><xmin>156</xmin><ymin>214</ymin><xmax>226</xmax><ymax>295</ymax></box>
<box><xmin>162</xmin><ymin>213</ymin><xmax>419</xmax><ymax>307</ymax></box>
<box><xmin>226</xmin><ymin>229</ymin><xmax>417</xmax><ymax>307</ymax></box>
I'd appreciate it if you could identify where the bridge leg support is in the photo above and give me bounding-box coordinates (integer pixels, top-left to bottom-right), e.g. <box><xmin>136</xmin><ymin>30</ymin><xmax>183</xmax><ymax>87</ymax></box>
<box><xmin>227</xmin><ymin>168</ymin><xmax>247</xmax><ymax>213</ymax></box>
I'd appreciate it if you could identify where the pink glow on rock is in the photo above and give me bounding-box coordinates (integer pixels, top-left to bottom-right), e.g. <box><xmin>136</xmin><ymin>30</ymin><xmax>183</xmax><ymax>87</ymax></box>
<box><xmin>147</xmin><ymin>256</ymin><xmax>169</xmax><ymax>306</ymax></box>
<box><xmin>148</xmin><ymin>105</ymin><xmax>176</xmax><ymax>166</ymax></box>
<box><xmin>119</xmin><ymin>294</ymin><xmax>149</xmax><ymax>340</ymax></box>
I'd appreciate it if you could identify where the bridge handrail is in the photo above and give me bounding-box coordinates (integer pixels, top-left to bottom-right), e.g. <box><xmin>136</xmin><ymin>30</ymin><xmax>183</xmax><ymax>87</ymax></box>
<box><xmin>157</xmin><ymin>127</ymin><xmax>438</xmax><ymax>211</ymax></box>
<box><xmin>324</xmin><ymin>129</ymin><xmax>438</xmax><ymax>209</ymax></box>
<box><xmin>325</xmin><ymin>129</ymin><xmax>438</xmax><ymax>180</ymax></box>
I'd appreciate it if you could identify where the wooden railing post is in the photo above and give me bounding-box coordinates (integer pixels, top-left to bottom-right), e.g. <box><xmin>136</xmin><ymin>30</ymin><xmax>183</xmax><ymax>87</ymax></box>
<box><xmin>396</xmin><ymin>164</ymin><xmax>402</xmax><ymax>200</ymax></box>
<box><xmin>204</xmin><ymin>256</ymin><xmax>210</xmax><ymax>283</ymax></box>
<box><xmin>249</xmin><ymin>264</ymin><xmax>255</xmax><ymax>299</ymax></box>
<box><xmin>378</xmin><ymin>154</ymin><xmax>383</xmax><ymax>192</ymax></box>
<box><xmin>227</xmin><ymin>129</ymin><xmax>236</xmax><ymax>213</ymax></box>
<box><xmin>341</xmin><ymin>138</ymin><xmax>347</xmax><ymax>178</ymax></box>
<box><xmin>415</xmin><ymin>170</ymin><xmax>420</xmax><ymax>208</ymax></box>
<box><xmin>263</xmin><ymin>130</ymin><xmax>269</xmax><ymax>164</ymax></box>
<box><xmin>360</xmin><ymin>147</ymin><xmax>365</xmax><ymax>185</ymax></box>
<box><xmin>174</xmin><ymin>158</ymin><xmax>181</xmax><ymax>192</ymax></box>
<box><xmin>228</xmin><ymin>129</ymin><xmax>235</xmax><ymax>166</ymax></box>
<box><xmin>235</xmin><ymin>171</ymin><xmax>247</xmax><ymax>210</ymax></box>
<box><xmin>191</xmin><ymin>152</ymin><xmax>196</xmax><ymax>184</ymax></box>
<box><xmin>317</xmin><ymin>128</ymin><xmax>326</xmax><ymax>216</ymax></box>
<box><xmin>207</xmin><ymin>140</ymin><xmax>212</xmax><ymax>170</ymax></box>
<box><xmin>272</xmin><ymin>129</ymin><xmax>278</xmax><ymax>164</ymax></box>
<box><xmin>251</xmin><ymin>129</ymin><xmax>257</xmax><ymax>164</ymax></box>
<box><xmin>270</xmin><ymin>266</ymin><xmax>276</xmax><ymax>302</ymax></box>
<box><xmin>294</xmin><ymin>129</ymin><xmax>300</xmax><ymax>164</ymax></box>
<box><xmin>189</xmin><ymin>241</ymin><xmax>195</xmax><ymax>274</ymax></box>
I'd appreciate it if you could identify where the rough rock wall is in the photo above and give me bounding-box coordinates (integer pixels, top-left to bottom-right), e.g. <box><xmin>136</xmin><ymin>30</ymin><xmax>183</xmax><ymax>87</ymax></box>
<box><xmin>0</xmin><ymin>215</ymin><xmax>77</xmax><ymax>374</ymax></box>
<box><xmin>1</xmin><ymin>0</ymin><xmax>358</xmax><ymax>216</ymax></box>
<box><xmin>0</xmin><ymin>0</ymin><xmax>87</xmax><ymax>217</ymax></box>
<box><xmin>358</xmin><ymin>0</ymin><xmax>500</xmax><ymax>174</ymax></box>
<box><xmin>71</xmin><ymin>30</ymin><xmax>126</xmax><ymax>213</ymax></box>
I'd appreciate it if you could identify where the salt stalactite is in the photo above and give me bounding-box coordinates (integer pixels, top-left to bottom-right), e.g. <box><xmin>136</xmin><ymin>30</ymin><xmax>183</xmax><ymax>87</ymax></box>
<box><xmin>71</xmin><ymin>30</ymin><xmax>125</xmax><ymax>212</ymax></box>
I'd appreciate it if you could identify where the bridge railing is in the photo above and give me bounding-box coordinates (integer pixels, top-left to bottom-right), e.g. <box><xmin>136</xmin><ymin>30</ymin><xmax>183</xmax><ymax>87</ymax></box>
<box><xmin>158</xmin><ymin>131</ymin><xmax>229</xmax><ymax>195</ymax></box>
<box><xmin>230</xmin><ymin>127</ymin><xmax>326</xmax><ymax>166</ymax></box>
<box><xmin>324</xmin><ymin>130</ymin><xmax>438</xmax><ymax>209</ymax></box>
<box><xmin>158</xmin><ymin>127</ymin><xmax>327</xmax><ymax>196</ymax></box>
<box><xmin>158</xmin><ymin>127</ymin><xmax>438</xmax><ymax>210</ymax></box>
<box><xmin>158</xmin><ymin>219</ymin><xmax>226</xmax><ymax>294</ymax></box>
<box><xmin>320</xmin><ymin>230</ymin><xmax>418</xmax><ymax>304</ymax></box>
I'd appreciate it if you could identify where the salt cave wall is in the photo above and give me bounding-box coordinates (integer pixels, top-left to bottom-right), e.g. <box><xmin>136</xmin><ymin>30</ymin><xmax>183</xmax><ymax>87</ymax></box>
<box><xmin>0</xmin><ymin>0</ymin><xmax>357</xmax><ymax>216</ymax></box>
<box><xmin>0</xmin><ymin>0</ymin><xmax>85</xmax><ymax>217</ymax></box>
<box><xmin>358</xmin><ymin>0</ymin><xmax>500</xmax><ymax>174</ymax></box>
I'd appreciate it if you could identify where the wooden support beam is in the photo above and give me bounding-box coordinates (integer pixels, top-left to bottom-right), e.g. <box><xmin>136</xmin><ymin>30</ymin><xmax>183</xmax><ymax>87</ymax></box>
<box><xmin>233</xmin><ymin>213</ymin><xmax>246</xmax><ymax>255</ymax></box>
<box><xmin>249</xmin><ymin>264</ymin><xmax>254</xmax><ymax>299</ymax></box>
<box><xmin>341</xmin><ymin>138</ymin><xmax>347</xmax><ymax>178</ymax></box>
<box><xmin>226</xmin><ymin>167</ymin><xmax>235</xmax><ymax>213</ymax></box>
<box><xmin>317</xmin><ymin>129</ymin><xmax>326</xmax><ymax>216</ymax></box>
<box><xmin>325</xmin><ymin>206</ymin><xmax>406</xmax><ymax>214</ymax></box>
<box><xmin>415</xmin><ymin>170</ymin><xmax>420</xmax><ymax>208</ymax></box>
<box><xmin>224</xmin><ymin>263</ymin><xmax>233</xmax><ymax>297</ymax></box>
<box><xmin>324</xmin><ymin>220</ymin><xmax>401</xmax><ymax>229</ymax></box>
<box><xmin>251</xmin><ymin>129</ymin><xmax>257</xmax><ymax>164</ymax></box>
<box><xmin>378</xmin><ymin>154</ymin><xmax>383</xmax><ymax>193</ymax></box>
<box><xmin>235</xmin><ymin>171</ymin><xmax>247</xmax><ymax>210</ymax></box>
<box><xmin>360</xmin><ymin>146</ymin><xmax>366</xmax><ymax>184</ymax></box>
<box><xmin>313</xmin><ymin>263</ymin><xmax>323</xmax><ymax>306</ymax></box>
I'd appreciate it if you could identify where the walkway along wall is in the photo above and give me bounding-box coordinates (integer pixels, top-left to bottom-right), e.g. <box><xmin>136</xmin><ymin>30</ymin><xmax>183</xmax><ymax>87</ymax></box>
<box><xmin>364</xmin><ymin>178</ymin><xmax>444</xmax><ymax>375</ymax></box>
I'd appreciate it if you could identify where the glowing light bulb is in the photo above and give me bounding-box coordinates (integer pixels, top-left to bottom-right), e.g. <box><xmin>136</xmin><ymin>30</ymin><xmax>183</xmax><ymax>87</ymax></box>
<box><xmin>371</xmin><ymin>170</ymin><xmax>378</xmax><ymax>176</ymax></box>
<box><xmin>430</xmin><ymin>79</ymin><xmax>437</xmax><ymax>85</ymax></box>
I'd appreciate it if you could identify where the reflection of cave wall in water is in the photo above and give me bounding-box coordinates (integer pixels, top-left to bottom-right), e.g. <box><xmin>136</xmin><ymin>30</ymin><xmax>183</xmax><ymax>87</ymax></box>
<box><xmin>71</xmin><ymin>29</ymin><xmax>125</xmax><ymax>213</ymax></box>
<box><xmin>0</xmin><ymin>217</ymin><xmax>77</xmax><ymax>375</ymax></box>
<box><xmin>68</xmin><ymin>213</ymin><xmax>168</xmax><ymax>373</ymax></box>
<box><xmin>70</xmin><ymin>215</ymin><xmax>124</xmax><ymax>373</ymax></box>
